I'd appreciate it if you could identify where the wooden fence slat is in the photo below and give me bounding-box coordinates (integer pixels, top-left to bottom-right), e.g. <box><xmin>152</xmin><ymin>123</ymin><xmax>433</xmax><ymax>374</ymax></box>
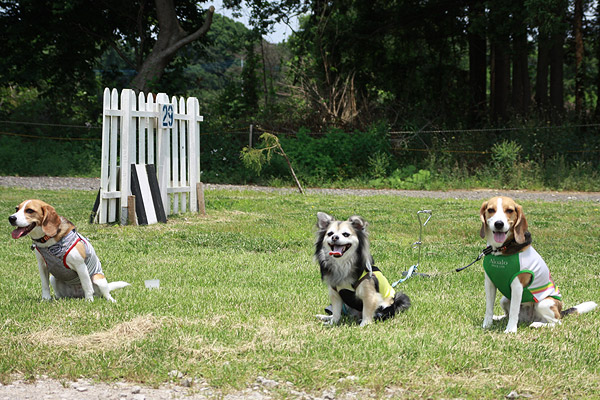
<box><xmin>179</xmin><ymin>97</ymin><xmax>187</xmax><ymax>212</ymax></box>
<box><xmin>138</xmin><ymin>92</ymin><xmax>147</xmax><ymax>165</ymax></box>
<box><xmin>147</xmin><ymin>92</ymin><xmax>156</xmax><ymax>165</ymax></box>
<box><xmin>108</xmin><ymin>88</ymin><xmax>119</xmax><ymax>223</ymax></box>
<box><xmin>187</xmin><ymin>97</ymin><xmax>199</xmax><ymax>212</ymax></box>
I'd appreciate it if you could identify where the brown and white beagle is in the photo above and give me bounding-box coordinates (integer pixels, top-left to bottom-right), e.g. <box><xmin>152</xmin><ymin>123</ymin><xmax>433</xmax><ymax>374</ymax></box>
<box><xmin>479</xmin><ymin>196</ymin><xmax>596</xmax><ymax>333</ymax></box>
<box><xmin>9</xmin><ymin>199</ymin><xmax>129</xmax><ymax>302</ymax></box>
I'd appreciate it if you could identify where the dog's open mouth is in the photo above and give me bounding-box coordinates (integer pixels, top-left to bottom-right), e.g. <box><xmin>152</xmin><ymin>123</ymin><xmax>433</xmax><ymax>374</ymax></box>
<box><xmin>11</xmin><ymin>223</ymin><xmax>35</xmax><ymax>239</ymax></box>
<box><xmin>329</xmin><ymin>244</ymin><xmax>351</xmax><ymax>257</ymax></box>
<box><xmin>493</xmin><ymin>231</ymin><xmax>507</xmax><ymax>244</ymax></box>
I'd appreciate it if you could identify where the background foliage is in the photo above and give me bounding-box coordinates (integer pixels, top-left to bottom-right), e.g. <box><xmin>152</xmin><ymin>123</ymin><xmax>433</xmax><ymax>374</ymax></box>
<box><xmin>0</xmin><ymin>0</ymin><xmax>599</xmax><ymax>190</ymax></box>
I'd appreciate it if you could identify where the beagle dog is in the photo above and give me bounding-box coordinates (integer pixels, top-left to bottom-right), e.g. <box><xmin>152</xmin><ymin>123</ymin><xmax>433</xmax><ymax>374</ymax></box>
<box><xmin>9</xmin><ymin>199</ymin><xmax>129</xmax><ymax>302</ymax></box>
<box><xmin>480</xmin><ymin>196</ymin><xmax>596</xmax><ymax>333</ymax></box>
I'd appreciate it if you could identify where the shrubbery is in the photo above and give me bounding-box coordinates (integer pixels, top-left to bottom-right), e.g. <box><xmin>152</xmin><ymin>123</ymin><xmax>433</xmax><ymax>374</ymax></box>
<box><xmin>0</xmin><ymin>122</ymin><xmax>598</xmax><ymax>192</ymax></box>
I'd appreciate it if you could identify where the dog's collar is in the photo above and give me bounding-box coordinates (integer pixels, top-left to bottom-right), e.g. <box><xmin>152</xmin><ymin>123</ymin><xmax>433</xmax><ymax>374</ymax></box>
<box><xmin>32</xmin><ymin>234</ymin><xmax>53</xmax><ymax>244</ymax></box>
<box><xmin>494</xmin><ymin>231</ymin><xmax>532</xmax><ymax>255</ymax></box>
<box><xmin>31</xmin><ymin>228</ymin><xmax>75</xmax><ymax>244</ymax></box>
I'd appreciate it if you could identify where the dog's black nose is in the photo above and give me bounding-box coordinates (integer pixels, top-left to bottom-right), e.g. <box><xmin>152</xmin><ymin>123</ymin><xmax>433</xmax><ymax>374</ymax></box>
<box><xmin>494</xmin><ymin>220</ymin><xmax>504</xmax><ymax>230</ymax></box>
<box><xmin>332</xmin><ymin>235</ymin><xmax>339</xmax><ymax>242</ymax></box>
<box><xmin>8</xmin><ymin>215</ymin><xmax>17</xmax><ymax>225</ymax></box>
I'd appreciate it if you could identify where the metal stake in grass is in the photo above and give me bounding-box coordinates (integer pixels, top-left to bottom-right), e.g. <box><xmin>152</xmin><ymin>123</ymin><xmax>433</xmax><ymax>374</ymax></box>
<box><xmin>392</xmin><ymin>209</ymin><xmax>432</xmax><ymax>287</ymax></box>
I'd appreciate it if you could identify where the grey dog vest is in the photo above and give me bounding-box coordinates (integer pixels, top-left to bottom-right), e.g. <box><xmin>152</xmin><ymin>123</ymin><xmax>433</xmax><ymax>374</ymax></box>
<box><xmin>33</xmin><ymin>230</ymin><xmax>103</xmax><ymax>285</ymax></box>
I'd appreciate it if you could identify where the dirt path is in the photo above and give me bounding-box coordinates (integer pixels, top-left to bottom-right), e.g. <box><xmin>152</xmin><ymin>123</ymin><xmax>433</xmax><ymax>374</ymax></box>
<box><xmin>1</xmin><ymin>176</ymin><xmax>599</xmax><ymax>202</ymax></box>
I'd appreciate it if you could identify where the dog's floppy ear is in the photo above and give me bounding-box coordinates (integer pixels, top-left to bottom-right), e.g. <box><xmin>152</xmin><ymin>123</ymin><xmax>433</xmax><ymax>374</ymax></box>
<box><xmin>41</xmin><ymin>204</ymin><xmax>61</xmax><ymax>237</ymax></box>
<box><xmin>348</xmin><ymin>215</ymin><xmax>368</xmax><ymax>232</ymax></box>
<box><xmin>479</xmin><ymin>201</ymin><xmax>488</xmax><ymax>239</ymax></box>
<box><xmin>316</xmin><ymin>212</ymin><xmax>333</xmax><ymax>230</ymax></box>
<box><xmin>513</xmin><ymin>203</ymin><xmax>528</xmax><ymax>244</ymax></box>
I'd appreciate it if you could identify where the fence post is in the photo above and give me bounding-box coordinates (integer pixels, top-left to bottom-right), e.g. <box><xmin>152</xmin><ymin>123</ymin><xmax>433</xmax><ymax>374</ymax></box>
<box><xmin>99</xmin><ymin>88</ymin><xmax>111</xmax><ymax>224</ymax></box>
<box><xmin>187</xmin><ymin>97</ymin><xmax>200</xmax><ymax>212</ymax></box>
<box><xmin>156</xmin><ymin>93</ymin><xmax>171</xmax><ymax>215</ymax></box>
<box><xmin>119</xmin><ymin>89</ymin><xmax>134</xmax><ymax>225</ymax></box>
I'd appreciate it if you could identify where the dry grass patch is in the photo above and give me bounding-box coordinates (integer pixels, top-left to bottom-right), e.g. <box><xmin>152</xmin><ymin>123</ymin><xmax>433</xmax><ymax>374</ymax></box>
<box><xmin>23</xmin><ymin>314</ymin><xmax>166</xmax><ymax>353</ymax></box>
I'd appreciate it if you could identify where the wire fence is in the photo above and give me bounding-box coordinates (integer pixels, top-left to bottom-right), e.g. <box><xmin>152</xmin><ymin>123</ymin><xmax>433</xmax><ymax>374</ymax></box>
<box><xmin>2</xmin><ymin>120</ymin><xmax>600</xmax><ymax>155</ymax></box>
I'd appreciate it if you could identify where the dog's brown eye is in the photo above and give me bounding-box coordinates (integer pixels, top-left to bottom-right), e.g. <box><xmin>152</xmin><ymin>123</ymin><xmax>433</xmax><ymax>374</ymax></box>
<box><xmin>506</xmin><ymin>209</ymin><xmax>514</xmax><ymax>214</ymax></box>
<box><xmin>487</xmin><ymin>208</ymin><xmax>495</xmax><ymax>214</ymax></box>
<box><xmin>25</xmin><ymin>209</ymin><xmax>34</xmax><ymax>214</ymax></box>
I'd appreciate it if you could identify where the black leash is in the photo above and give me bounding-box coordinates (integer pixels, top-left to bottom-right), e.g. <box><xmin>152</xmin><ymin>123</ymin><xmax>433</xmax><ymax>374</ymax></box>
<box><xmin>456</xmin><ymin>246</ymin><xmax>493</xmax><ymax>272</ymax></box>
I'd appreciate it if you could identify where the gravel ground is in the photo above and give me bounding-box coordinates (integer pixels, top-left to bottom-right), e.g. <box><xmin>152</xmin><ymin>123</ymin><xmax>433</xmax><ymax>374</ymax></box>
<box><xmin>1</xmin><ymin>175</ymin><xmax>599</xmax><ymax>202</ymax></box>
<box><xmin>0</xmin><ymin>175</ymin><xmax>597</xmax><ymax>399</ymax></box>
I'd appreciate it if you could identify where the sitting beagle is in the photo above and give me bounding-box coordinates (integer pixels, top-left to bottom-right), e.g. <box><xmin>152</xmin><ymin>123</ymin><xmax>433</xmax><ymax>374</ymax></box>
<box><xmin>479</xmin><ymin>196</ymin><xmax>596</xmax><ymax>333</ymax></box>
<box><xmin>9</xmin><ymin>199</ymin><xmax>129</xmax><ymax>302</ymax></box>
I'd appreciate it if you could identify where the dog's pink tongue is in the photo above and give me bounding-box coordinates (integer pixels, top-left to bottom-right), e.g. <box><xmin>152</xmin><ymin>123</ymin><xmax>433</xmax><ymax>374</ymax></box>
<box><xmin>329</xmin><ymin>245</ymin><xmax>344</xmax><ymax>256</ymax></box>
<box><xmin>494</xmin><ymin>231</ymin><xmax>506</xmax><ymax>243</ymax></box>
<box><xmin>11</xmin><ymin>227</ymin><xmax>28</xmax><ymax>239</ymax></box>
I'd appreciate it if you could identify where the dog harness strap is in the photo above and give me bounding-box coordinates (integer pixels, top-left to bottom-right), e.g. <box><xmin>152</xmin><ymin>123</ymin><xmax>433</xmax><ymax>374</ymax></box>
<box><xmin>62</xmin><ymin>237</ymin><xmax>81</xmax><ymax>269</ymax></box>
<box><xmin>351</xmin><ymin>266</ymin><xmax>381</xmax><ymax>289</ymax></box>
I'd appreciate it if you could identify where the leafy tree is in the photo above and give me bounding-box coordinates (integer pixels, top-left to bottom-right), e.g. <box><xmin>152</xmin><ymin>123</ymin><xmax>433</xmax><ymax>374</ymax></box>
<box><xmin>0</xmin><ymin>0</ymin><xmax>216</xmax><ymax>117</ymax></box>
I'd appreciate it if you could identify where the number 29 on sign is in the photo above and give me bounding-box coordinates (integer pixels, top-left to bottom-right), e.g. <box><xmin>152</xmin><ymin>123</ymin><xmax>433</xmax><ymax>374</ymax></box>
<box><xmin>160</xmin><ymin>104</ymin><xmax>174</xmax><ymax>128</ymax></box>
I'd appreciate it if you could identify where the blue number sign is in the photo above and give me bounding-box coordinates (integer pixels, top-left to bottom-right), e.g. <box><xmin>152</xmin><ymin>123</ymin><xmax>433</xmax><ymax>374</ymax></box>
<box><xmin>160</xmin><ymin>104</ymin><xmax>174</xmax><ymax>128</ymax></box>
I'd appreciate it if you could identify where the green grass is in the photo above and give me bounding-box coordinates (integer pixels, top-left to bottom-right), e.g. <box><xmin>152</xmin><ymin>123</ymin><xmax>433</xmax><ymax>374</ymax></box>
<box><xmin>0</xmin><ymin>187</ymin><xmax>599</xmax><ymax>398</ymax></box>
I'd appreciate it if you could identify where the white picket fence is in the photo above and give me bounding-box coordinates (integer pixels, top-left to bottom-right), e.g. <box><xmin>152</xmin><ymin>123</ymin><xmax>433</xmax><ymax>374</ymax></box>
<box><xmin>97</xmin><ymin>88</ymin><xmax>202</xmax><ymax>224</ymax></box>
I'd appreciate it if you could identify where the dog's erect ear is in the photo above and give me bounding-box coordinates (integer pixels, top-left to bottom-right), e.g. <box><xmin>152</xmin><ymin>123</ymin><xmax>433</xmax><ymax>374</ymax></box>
<box><xmin>479</xmin><ymin>201</ymin><xmax>488</xmax><ymax>239</ymax></box>
<box><xmin>316</xmin><ymin>212</ymin><xmax>333</xmax><ymax>230</ymax></box>
<box><xmin>348</xmin><ymin>215</ymin><xmax>368</xmax><ymax>232</ymax></box>
<box><xmin>41</xmin><ymin>204</ymin><xmax>61</xmax><ymax>237</ymax></box>
<box><xmin>513</xmin><ymin>203</ymin><xmax>528</xmax><ymax>244</ymax></box>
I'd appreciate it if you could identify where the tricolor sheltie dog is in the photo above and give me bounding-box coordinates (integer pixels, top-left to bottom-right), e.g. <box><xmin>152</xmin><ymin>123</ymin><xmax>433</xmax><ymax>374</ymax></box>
<box><xmin>314</xmin><ymin>212</ymin><xmax>410</xmax><ymax>326</ymax></box>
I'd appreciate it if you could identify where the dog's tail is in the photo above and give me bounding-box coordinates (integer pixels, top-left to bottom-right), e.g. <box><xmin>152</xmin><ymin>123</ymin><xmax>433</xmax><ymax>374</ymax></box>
<box><xmin>108</xmin><ymin>281</ymin><xmax>130</xmax><ymax>292</ymax></box>
<box><xmin>561</xmin><ymin>301</ymin><xmax>597</xmax><ymax>317</ymax></box>
<box><xmin>393</xmin><ymin>291</ymin><xmax>411</xmax><ymax>313</ymax></box>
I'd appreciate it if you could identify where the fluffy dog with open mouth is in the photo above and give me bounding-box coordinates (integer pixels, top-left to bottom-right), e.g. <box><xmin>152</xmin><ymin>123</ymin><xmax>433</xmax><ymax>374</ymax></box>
<box><xmin>9</xmin><ymin>199</ymin><xmax>129</xmax><ymax>302</ymax></box>
<box><xmin>314</xmin><ymin>212</ymin><xmax>410</xmax><ymax>326</ymax></box>
<box><xmin>480</xmin><ymin>196</ymin><xmax>596</xmax><ymax>333</ymax></box>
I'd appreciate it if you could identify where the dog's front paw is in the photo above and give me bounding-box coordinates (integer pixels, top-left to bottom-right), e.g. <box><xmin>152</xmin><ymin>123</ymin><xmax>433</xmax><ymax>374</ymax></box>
<box><xmin>85</xmin><ymin>296</ymin><xmax>94</xmax><ymax>302</ymax></box>
<box><xmin>530</xmin><ymin>321</ymin><xmax>559</xmax><ymax>329</ymax></box>
<box><xmin>504</xmin><ymin>325</ymin><xmax>517</xmax><ymax>334</ymax></box>
<box><xmin>316</xmin><ymin>314</ymin><xmax>332</xmax><ymax>322</ymax></box>
<box><xmin>316</xmin><ymin>314</ymin><xmax>340</xmax><ymax>325</ymax></box>
<box><xmin>482</xmin><ymin>318</ymin><xmax>493</xmax><ymax>329</ymax></box>
<box><xmin>359</xmin><ymin>319</ymin><xmax>372</xmax><ymax>327</ymax></box>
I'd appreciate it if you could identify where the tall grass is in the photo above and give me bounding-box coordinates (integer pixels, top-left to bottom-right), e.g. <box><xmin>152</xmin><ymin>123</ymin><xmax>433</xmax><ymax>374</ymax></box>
<box><xmin>0</xmin><ymin>188</ymin><xmax>598</xmax><ymax>398</ymax></box>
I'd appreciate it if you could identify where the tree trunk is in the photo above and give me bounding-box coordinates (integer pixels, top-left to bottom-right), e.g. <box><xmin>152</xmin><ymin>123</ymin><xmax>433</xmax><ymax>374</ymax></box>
<box><xmin>549</xmin><ymin>31</ymin><xmax>564</xmax><ymax>114</ymax></box>
<box><xmin>468</xmin><ymin>1</ymin><xmax>487</xmax><ymax>122</ymax></box>
<box><xmin>535</xmin><ymin>32</ymin><xmax>550</xmax><ymax>110</ymax></box>
<box><xmin>596</xmin><ymin>5</ymin><xmax>600</xmax><ymax>118</ymax></box>
<box><xmin>574</xmin><ymin>0</ymin><xmax>584</xmax><ymax>115</ymax></box>
<box><xmin>491</xmin><ymin>42</ymin><xmax>510</xmax><ymax>121</ymax></box>
<box><xmin>512</xmin><ymin>2</ymin><xmax>531</xmax><ymax>116</ymax></box>
<box><xmin>549</xmin><ymin>3</ymin><xmax>566</xmax><ymax>115</ymax></box>
<box><xmin>130</xmin><ymin>0</ymin><xmax>215</xmax><ymax>93</ymax></box>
